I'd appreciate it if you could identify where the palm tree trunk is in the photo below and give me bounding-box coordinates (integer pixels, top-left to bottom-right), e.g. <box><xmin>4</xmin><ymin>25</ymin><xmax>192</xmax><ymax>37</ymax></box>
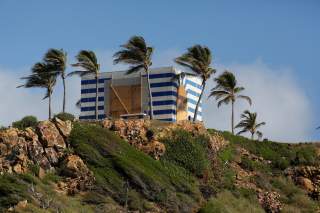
<box><xmin>147</xmin><ymin>70</ymin><xmax>154</xmax><ymax>119</ymax></box>
<box><xmin>231</xmin><ymin>100</ymin><xmax>234</xmax><ymax>134</ymax></box>
<box><xmin>95</xmin><ymin>75</ymin><xmax>99</xmax><ymax>120</ymax></box>
<box><xmin>62</xmin><ymin>75</ymin><xmax>66</xmax><ymax>113</ymax></box>
<box><xmin>251</xmin><ymin>132</ymin><xmax>254</xmax><ymax>140</ymax></box>
<box><xmin>48</xmin><ymin>89</ymin><xmax>52</xmax><ymax>120</ymax></box>
<box><xmin>193</xmin><ymin>79</ymin><xmax>206</xmax><ymax>122</ymax></box>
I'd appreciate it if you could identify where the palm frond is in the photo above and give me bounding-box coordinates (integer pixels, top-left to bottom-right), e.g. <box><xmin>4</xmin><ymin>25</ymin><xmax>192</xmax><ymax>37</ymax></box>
<box><xmin>237</xmin><ymin>95</ymin><xmax>252</xmax><ymax>105</ymax></box>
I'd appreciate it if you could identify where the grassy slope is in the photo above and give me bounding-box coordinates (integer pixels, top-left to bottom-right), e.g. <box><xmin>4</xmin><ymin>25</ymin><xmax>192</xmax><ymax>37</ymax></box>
<box><xmin>1</xmin><ymin>122</ymin><xmax>319</xmax><ymax>212</ymax></box>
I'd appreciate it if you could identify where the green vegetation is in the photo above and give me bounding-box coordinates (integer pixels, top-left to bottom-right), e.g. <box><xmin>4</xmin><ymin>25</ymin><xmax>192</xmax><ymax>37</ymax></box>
<box><xmin>68</xmin><ymin>122</ymin><xmax>202</xmax><ymax>212</ymax></box>
<box><xmin>53</xmin><ymin>112</ymin><xmax>75</xmax><ymax>121</ymax></box>
<box><xmin>199</xmin><ymin>191</ymin><xmax>264</xmax><ymax>213</ymax></box>
<box><xmin>216</xmin><ymin>130</ymin><xmax>319</xmax><ymax>170</ymax></box>
<box><xmin>12</xmin><ymin>115</ymin><xmax>38</xmax><ymax>130</ymax></box>
<box><xmin>160</xmin><ymin>129</ymin><xmax>210</xmax><ymax>177</ymax></box>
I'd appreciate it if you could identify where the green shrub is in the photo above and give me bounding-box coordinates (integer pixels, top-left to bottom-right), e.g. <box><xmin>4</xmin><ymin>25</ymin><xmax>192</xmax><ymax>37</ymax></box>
<box><xmin>160</xmin><ymin>129</ymin><xmax>210</xmax><ymax>177</ymax></box>
<box><xmin>12</xmin><ymin>115</ymin><xmax>38</xmax><ymax>130</ymax></box>
<box><xmin>54</xmin><ymin>112</ymin><xmax>75</xmax><ymax>121</ymax></box>
<box><xmin>0</xmin><ymin>174</ymin><xmax>30</xmax><ymax>211</ymax></box>
<box><xmin>199</xmin><ymin>191</ymin><xmax>264</xmax><ymax>213</ymax></box>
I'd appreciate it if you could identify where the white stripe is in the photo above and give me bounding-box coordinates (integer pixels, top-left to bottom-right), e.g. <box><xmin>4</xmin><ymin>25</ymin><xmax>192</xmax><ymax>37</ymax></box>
<box><xmin>153</xmin><ymin>114</ymin><xmax>175</xmax><ymax>120</ymax></box>
<box><xmin>81</xmin><ymin>92</ymin><xmax>105</xmax><ymax>98</ymax></box>
<box><xmin>151</xmin><ymin>86</ymin><xmax>176</xmax><ymax>93</ymax></box>
<box><xmin>153</xmin><ymin>105</ymin><xmax>176</xmax><ymax>111</ymax></box>
<box><xmin>152</xmin><ymin>96</ymin><xmax>177</xmax><ymax>102</ymax></box>
<box><xmin>81</xmin><ymin>83</ymin><xmax>105</xmax><ymax>89</ymax></box>
<box><xmin>80</xmin><ymin>110</ymin><xmax>105</xmax><ymax>116</ymax></box>
<box><xmin>81</xmin><ymin>102</ymin><xmax>104</xmax><ymax>107</ymax></box>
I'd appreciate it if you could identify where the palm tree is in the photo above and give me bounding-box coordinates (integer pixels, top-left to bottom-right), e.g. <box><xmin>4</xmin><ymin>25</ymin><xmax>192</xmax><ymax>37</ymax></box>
<box><xmin>209</xmin><ymin>71</ymin><xmax>252</xmax><ymax>134</ymax></box>
<box><xmin>69</xmin><ymin>50</ymin><xmax>100</xmax><ymax>120</ymax></box>
<box><xmin>235</xmin><ymin>110</ymin><xmax>266</xmax><ymax>140</ymax></box>
<box><xmin>175</xmin><ymin>45</ymin><xmax>215</xmax><ymax>122</ymax></box>
<box><xmin>113</xmin><ymin>36</ymin><xmax>154</xmax><ymax>119</ymax></box>
<box><xmin>18</xmin><ymin>63</ymin><xmax>58</xmax><ymax>119</ymax></box>
<box><xmin>44</xmin><ymin>48</ymin><xmax>67</xmax><ymax>113</ymax></box>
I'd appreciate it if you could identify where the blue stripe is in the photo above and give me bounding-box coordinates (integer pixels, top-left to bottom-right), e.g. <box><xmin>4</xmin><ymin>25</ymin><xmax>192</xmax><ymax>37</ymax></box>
<box><xmin>185</xmin><ymin>79</ymin><xmax>202</xmax><ymax>90</ymax></box>
<box><xmin>187</xmin><ymin>89</ymin><xmax>200</xmax><ymax>97</ymax></box>
<box><xmin>158</xmin><ymin>118</ymin><xmax>176</xmax><ymax>122</ymax></box>
<box><xmin>150</xmin><ymin>82</ymin><xmax>178</xmax><ymax>88</ymax></box>
<box><xmin>153</xmin><ymin>109</ymin><xmax>176</xmax><ymax>115</ymax></box>
<box><xmin>152</xmin><ymin>100</ymin><xmax>176</xmax><ymax>106</ymax></box>
<box><xmin>79</xmin><ymin>114</ymin><xmax>106</xmax><ymax>120</ymax></box>
<box><xmin>81</xmin><ymin>106</ymin><xmax>104</xmax><ymax>112</ymax></box>
<box><xmin>188</xmin><ymin>99</ymin><xmax>198</xmax><ymax>105</ymax></box>
<box><xmin>188</xmin><ymin>107</ymin><xmax>202</xmax><ymax>116</ymax></box>
<box><xmin>81</xmin><ymin>72</ymin><xmax>175</xmax><ymax>85</ymax></box>
<box><xmin>81</xmin><ymin>78</ymin><xmax>111</xmax><ymax>85</ymax></box>
<box><xmin>147</xmin><ymin>73</ymin><xmax>175</xmax><ymax>79</ymax></box>
<box><xmin>81</xmin><ymin>88</ymin><xmax>104</xmax><ymax>94</ymax></box>
<box><xmin>81</xmin><ymin>97</ymin><xmax>104</xmax><ymax>102</ymax></box>
<box><xmin>152</xmin><ymin>91</ymin><xmax>177</xmax><ymax>97</ymax></box>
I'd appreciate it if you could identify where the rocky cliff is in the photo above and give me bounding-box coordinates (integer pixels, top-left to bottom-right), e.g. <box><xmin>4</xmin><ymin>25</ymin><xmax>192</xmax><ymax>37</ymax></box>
<box><xmin>0</xmin><ymin>119</ymin><xmax>319</xmax><ymax>212</ymax></box>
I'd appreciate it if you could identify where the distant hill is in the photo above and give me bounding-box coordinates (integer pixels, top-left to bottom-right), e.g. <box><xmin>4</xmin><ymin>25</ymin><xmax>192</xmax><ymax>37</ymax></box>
<box><xmin>0</xmin><ymin>119</ymin><xmax>319</xmax><ymax>212</ymax></box>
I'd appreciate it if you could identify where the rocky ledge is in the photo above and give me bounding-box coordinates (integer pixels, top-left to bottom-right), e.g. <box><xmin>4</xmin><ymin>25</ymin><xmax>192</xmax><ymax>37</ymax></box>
<box><xmin>0</xmin><ymin>118</ymin><xmax>94</xmax><ymax>195</ymax></box>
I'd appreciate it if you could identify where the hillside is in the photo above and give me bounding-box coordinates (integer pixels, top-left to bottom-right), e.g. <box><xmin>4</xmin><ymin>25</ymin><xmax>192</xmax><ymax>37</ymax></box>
<box><xmin>0</xmin><ymin>119</ymin><xmax>319</xmax><ymax>212</ymax></box>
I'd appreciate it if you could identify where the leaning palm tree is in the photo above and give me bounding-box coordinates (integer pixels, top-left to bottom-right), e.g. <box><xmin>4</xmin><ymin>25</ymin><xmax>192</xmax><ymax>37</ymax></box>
<box><xmin>209</xmin><ymin>71</ymin><xmax>252</xmax><ymax>134</ymax></box>
<box><xmin>175</xmin><ymin>45</ymin><xmax>215</xmax><ymax>122</ymax></box>
<box><xmin>235</xmin><ymin>110</ymin><xmax>266</xmax><ymax>140</ymax></box>
<box><xmin>69</xmin><ymin>50</ymin><xmax>100</xmax><ymax>120</ymax></box>
<box><xmin>18</xmin><ymin>63</ymin><xmax>58</xmax><ymax>119</ymax></box>
<box><xmin>44</xmin><ymin>48</ymin><xmax>67</xmax><ymax>113</ymax></box>
<box><xmin>113</xmin><ymin>36</ymin><xmax>154</xmax><ymax>119</ymax></box>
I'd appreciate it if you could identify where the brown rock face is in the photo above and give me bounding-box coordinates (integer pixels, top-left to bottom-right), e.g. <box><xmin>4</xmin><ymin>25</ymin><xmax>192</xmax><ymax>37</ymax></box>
<box><xmin>53</xmin><ymin>117</ymin><xmax>72</xmax><ymax>138</ymax></box>
<box><xmin>60</xmin><ymin>155</ymin><xmax>95</xmax><ymax>195</ymax></box>
<box><xmin>37</xmin><ymin>120</ymin><xmax>66</xmax><ymax>150</ymax></box>
<box><xmin>258</xmin><ymin>191</ymin><xmax>282</xmax><ymax>213</ymax></box>
<box><xmin>285</xmin><ymin>166</ymin><xmax>320</xmax><ymax>198</ymax></box>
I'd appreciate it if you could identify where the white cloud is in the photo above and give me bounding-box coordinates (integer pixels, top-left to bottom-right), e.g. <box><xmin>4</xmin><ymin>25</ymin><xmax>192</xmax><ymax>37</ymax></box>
<box><xmin>0</xmin><ymin>53</ymin><xmax>313</xmax><ymax>142</ymax></box>
<box><xmin>203</xmin><ymin>60</ymin><xmax>314</xmax><ymax>142</ymax></box>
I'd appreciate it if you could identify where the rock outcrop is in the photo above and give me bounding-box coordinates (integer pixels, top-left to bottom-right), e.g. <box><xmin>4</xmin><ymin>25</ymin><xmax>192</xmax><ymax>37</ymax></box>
<box><xmin>101</xmin><ymin>119</ymin><xmax>228</xmax><ymax>160</ymax></box>
<box><xmin>0</xmin><ymin>118</ymin><xmax>93</xmax><ymax>195</ymax></box>
<box><xmin>285</xmin><ymin>166</ymin><xmax>320</xmax><ymax>198</ymax></box>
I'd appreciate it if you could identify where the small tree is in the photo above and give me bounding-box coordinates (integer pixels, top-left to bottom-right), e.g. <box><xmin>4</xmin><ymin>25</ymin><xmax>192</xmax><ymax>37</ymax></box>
<box><xmin>113</xmin><ymin>36</ymin><xmax>154</xmax><ymax>119</ymax></box>
<box><xmin>69</xmin><ymin>50</ymin><xmax>100</xmax><ymax>120</ymax></box>
<box><xmin>18</xmin><ymin>63</ymin><xmax>58</xmax><ymax>119</ymax></box>
<box><xmin>44</xmin><ymin>48</ymin><xmax>67</xmax><ymax>113</ymax></box>
<box><xmin>235</xmin><ymin>110</ymin><xmax>266</xmax><ymax>140</ymax></box>
<box><xmin>209</xmin><ymin>71</ymin><xmax>251</xmax><ymax>134</ymax></box>
<box><xmin>175</xmin><ymin>45</ymin><xmax>215</xmax><ymax>122</ymax></box>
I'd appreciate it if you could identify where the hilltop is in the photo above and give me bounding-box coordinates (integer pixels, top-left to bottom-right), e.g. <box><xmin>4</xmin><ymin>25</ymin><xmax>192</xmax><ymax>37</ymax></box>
<box><xmin>0</xmin><ymin>118</ymin><xmax>319</xmax><ymax>212</ymax></box>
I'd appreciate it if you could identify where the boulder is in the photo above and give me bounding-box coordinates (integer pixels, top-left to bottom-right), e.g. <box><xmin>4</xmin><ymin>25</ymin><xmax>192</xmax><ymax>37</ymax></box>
<box><xmin>297</xmin><ymin>177</ymin><xmax>314</xmax><ymax>192</ymax></box>
<box><xmin>37</xmin><ymin>120</ymin><xmax>66</xmax><ymax>150</ymax></box>
<box><xmin>61</xmin><ymin>155</ymin><xmax>91</xmax><ymax>178</ymax></box>
<box><xmin>60</xmin><ymin>155</ymin><xmax>95</xmax><ymax>195</ymax></box>
<box><xmin>53</xmin><ymin>117</ymin><xmax>72</xmax><ymax>138</ymax></box>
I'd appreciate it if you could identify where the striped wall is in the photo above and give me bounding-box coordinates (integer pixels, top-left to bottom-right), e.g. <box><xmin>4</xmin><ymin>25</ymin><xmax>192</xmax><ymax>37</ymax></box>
<box><xmin>79</xmin><ymin>66</ymin><xmax>203</xmax><ymax>122</ymax></box>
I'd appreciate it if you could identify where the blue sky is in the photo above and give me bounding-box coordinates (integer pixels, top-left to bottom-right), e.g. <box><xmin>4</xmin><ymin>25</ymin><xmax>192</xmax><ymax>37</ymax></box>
<box><xmin>0</xmin><ymin>0</ymin><xmax>319</xmax><ymax>141</ymax></box>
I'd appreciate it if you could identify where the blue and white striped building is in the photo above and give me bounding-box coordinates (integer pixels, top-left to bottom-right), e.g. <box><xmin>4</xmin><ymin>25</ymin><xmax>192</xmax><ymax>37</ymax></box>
<box><xmin>79</xmin><ymin>66</ymin><xmax>203</xmax><ymax>122</ymax></box>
